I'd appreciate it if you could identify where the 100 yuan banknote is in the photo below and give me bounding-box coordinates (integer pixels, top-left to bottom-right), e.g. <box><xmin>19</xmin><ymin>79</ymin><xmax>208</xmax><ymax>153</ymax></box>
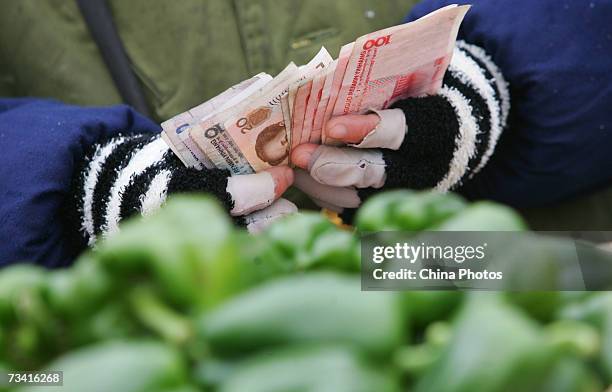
<box><xmin>286</xmin><ymin>47</ymin><xmax>333</xmax><ymax>149</ymax></box>
<box><xmin>332</xmin><ymin>5</ymin><xmax>469</xmax><ymax>117</ymax></box>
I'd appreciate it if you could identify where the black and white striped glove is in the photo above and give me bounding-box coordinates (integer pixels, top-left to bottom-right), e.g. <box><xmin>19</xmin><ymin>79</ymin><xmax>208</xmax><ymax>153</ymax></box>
<box><xmin>292</xmin><ymin>41</ymin><xmax>510</xmax><ymax>217</ymax></box>
<box><xmin>72</xmin><ymin>134</ymin><xmax>296</xmax><ymax>246</ymax></box>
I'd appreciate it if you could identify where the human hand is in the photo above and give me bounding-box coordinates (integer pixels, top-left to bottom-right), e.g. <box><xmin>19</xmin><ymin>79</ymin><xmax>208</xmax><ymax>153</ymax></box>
<box><xmin>78</xmin><ymin>135</ymin><xmax>297</xmax><ymax>247</ymax></box>
<box><xmin>291</xmin><ymin>109</ymin><xmax>407</xmax><ymax>213</ymax></box>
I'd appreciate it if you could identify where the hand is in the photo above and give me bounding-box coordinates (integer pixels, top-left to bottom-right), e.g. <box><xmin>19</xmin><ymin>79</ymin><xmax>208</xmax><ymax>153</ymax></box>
<box><xmin>291</xmin><ymin>109</ymin><xmax>407</xmax><ymax>213</ymax></box>
<box><xmin>79</xmin><ymin>136</ymin><xmax>297</xmax><ymax>245</ymax></box>
<box><xmin>226</xmin><ymin>166</ymin><xmax>297</xmax><ymax>233</ymax></box>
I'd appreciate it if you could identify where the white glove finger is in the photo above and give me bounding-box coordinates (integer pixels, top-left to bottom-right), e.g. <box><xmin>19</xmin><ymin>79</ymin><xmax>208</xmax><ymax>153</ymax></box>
<box><xmin>293</xmin><ymin>169</ymin><xmax>360</xmax><ymax>210</ymax></box>
<box><xmin>226</xmin><ymin>171</ymin><xmax>276</xmax><ymax>216</ymax></box>
<box><xmin>348</xmin><ymin>108</ymin><xmax>407</xmax><ymax>150</ymax></box>
<box><xmin>227</xmin><ymin>166</ymin><xmax>293</xmax><ymax>216</ymax></box>
<box><xmin>245</xmin><ymin>198</ymin><xmax>298</xmax><ymax>234</ymax></box>
<box><xmin>308</xmin><ymin>145</ymin><xmax>387</xmax><ymax>189</ymax></box>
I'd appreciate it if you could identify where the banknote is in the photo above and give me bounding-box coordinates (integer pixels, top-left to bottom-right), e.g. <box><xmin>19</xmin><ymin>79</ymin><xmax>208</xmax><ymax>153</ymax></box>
<box><xmin>288</xmin><ymin>47</ymin><xmax>333</xmax><ymax>149</ymax></box>
<box><xmin>312</xmin><ymin>60</ymin><xmax>337</xmax><ymax>142</ymax></box>
<box><xmin>320</xmin><ymin>43</ymin><xmax>354</xmax><ymax>144</ymax></box>
<box><xmin>292</xmin><ymin>80</ymin><xmax>311</xmax><ymax>145</ymax></box>
<box><xmin>329</xmin><ymin>5</ymin><xmax>469</xmax><ymax>125</ymax></box>
<box><xmin>177</xmin><ymin>74</ymin><xmax>273</xmax><ymax>168</ymax></box>
<box><xmin>161</xmin><ymin>74</ymin><xmax>264</xmax><ymax>167</ymax></box>
<box><xmin>162</xmin><ymin>73</ymin><xmax>272</xmax><ymax>168</ymax></box>
<box><xmin>280</xmin><ymin>93</ymin><xmax>292</xmax><ymax>146</ymax></box>
<box><xmin>160</xmin><ymin>4</ymin><xmax>469</xmax><ymax>173</ymax></box>
<box><xmin>302</xmin><ymin>69</ymin><xmax>327</xmax><ymax>144</ymax></box>
<box><xmin>189</xmin><ymin>63</ymin><xmax>301</xmax><ymax>174</ymax></box>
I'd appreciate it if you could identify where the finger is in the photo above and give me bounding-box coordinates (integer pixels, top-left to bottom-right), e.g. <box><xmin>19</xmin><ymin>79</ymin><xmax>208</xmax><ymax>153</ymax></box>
<box><xmin>293</xmin><ymin>169</ymin><xmax>360</xmax><ymax>210</ymax></box>
<box><xmin>291</xmin><ymin>144</ymin><xmax>319</xmax><ymax>170</ymax></box>
<box><xmin>325</xmin><ymin>113</ymin><xmax>380</xmax><ymax>144</ymax></box>
<box><xmin>245</xmin><ymin>198</ymin><xmax>298</xmax><ymax>234</ymax></box>
<box><xmin>264</xmin><ymin>166</ymin><xmax>295</xmax><ymax>199</ymax></box>
<box><xmin>226</xmin><ymin>166</ymin><xmax>294</xmax><ymax>216</ymax></box>
<box><xmin>328</xmin><ymin>109</ymin><xmax>407</xmax><ymax>150</ymax></box>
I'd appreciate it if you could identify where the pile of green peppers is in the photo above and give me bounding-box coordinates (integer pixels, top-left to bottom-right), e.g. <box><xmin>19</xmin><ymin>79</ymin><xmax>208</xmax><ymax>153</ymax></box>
<box><xmin>0</xmin><ymin>191</ymin><xmax>610</xmax><ymax>391</ymax></box>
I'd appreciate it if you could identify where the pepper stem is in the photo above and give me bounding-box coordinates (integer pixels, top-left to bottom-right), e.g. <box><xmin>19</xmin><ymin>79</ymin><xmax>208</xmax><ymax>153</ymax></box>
<box><xmin>129</xmin><ymin>285</ymin><xmax>193</xmax><ymax>345</ymax></box>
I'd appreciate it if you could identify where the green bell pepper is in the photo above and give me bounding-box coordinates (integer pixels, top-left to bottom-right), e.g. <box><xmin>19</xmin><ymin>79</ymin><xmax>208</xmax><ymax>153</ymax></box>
<box><xmin>241</xmin><ymin>213</ymin><xmax>361</xmax><ymax>285</ymax></box>
<box><xmin>261</xmin><ymin>213</ymin><xmax>336</xmax><ymax>256</ymax></box>
<box><xmin>0</xmin><ymin>264</ymin><xmax>47</xmax><ymax>323</ymax></box>
<box><xmin>560</xmin><ymin>293</ymin><xmax>612</xmax><ymax>382</ymax></box>
<box><xmin>0</xmin><ymin>265</ymin><xmax>57</xmax><ymax>369</ymax></box>
<box><xmin>414</xmin><ymin>293</ymin><xmax>584</xmax><ymax>392</ymax></box>
<box><xmin>198</xmin><ymin>272</ymin><xmax>405</xmax><ymax>356</ymax></box>
<box><xmin>433</xmin><ymin>201</ymin><xmax>527</xmax><ymax>231</ymax></box>
<box><xmin>356</xmin><ymin>190</ymin><xmax>467</xmax><ymax>232</ymax></box>
<box><xmin>400</xmin><ymin>291</ymin><xmax>463</xmax><ymax>329</ymax></box>
<box><xmin>95</xmin><ymin>195</ymin><xmax>242</xmax><ymax>310</ymax></box>
<box><xmin>217</xmin><ymin>345</ymin><xmax>400</xmax><ymax>392</ymax></box>
<box><xmin>506</xmin><ymin>292</ymin><xmax>564</xmax><ymax>323</ymax></box>
<box><xmin>44</xmin><ymin>254</ymin><xmax>113</xmax><ymax>318</ymax></box>
<box><xmin>537</xmin><ymin>357</ymin><xmax>603</xmax><ymax>392</ymax></box>
<box><xmin>300</xmin><ymin>228</ymin><xmax>360</xmax><ymax>271</ymax></box>
<box><xmin>393</xmin><ymin>321</ymin><xmax>454</xmax><ymax>378</ymax></box>
<box><xmin>71</xmin><ymin>302</ymin><xmax>140</xmax><ymax>345</ymax></box>
<box><xmin>16</xmin><ymin>340</ymin><xmax>189</xmax><ymax>392</ymax></box>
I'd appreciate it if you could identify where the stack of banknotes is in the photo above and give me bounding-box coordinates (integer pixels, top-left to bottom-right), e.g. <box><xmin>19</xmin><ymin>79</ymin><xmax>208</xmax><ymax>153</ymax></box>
<box><xmin>161</xmin><ymin>4</ymin><xmax>469</xmax><ymax>174</ymax></box>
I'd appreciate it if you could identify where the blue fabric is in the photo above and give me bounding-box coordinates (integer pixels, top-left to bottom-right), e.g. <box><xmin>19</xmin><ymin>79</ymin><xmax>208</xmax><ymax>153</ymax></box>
<box><xmin>406</xmin><ymin>0</ymin><xmax>612</xmax><ymax>208</ymax></box>
<box><xmin>0</xmin><ymin>98</ymin><xmax>160</xmax><ymax>267</ymax></box>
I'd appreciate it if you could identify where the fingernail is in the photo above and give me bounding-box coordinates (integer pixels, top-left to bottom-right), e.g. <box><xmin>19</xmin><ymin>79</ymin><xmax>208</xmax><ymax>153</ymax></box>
<box><xmin>329</xmin><ymin>124</ymin><xmax>347</xmax><ymax>139</ymax></box>
<box><xmin>294</xmin><ymin>149</ymin><xmax>313</xmax><ymax>167</ymax></box>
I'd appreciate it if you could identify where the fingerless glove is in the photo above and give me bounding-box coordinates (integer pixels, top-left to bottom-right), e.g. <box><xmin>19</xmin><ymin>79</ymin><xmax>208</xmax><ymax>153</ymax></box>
<box><xmin>383</xmin><ymin>40</ymin><xmax>510</xmax><ymax>192</ymax></box>
<box><xmin>70</xmin><ymin>134</ymin><xmax>236</xmax><ymax>247</ymax></box>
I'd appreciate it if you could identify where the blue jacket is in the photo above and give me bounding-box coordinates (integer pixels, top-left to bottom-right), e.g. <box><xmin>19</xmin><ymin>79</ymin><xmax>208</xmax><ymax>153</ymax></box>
<box><xmin>407</xmin><ymin>0</ymin><xmax>612</xmax><ymax>207</ymax></box>
<box><xmin>0</xmin><ymin>99</ymin><xmax>159</xmax><ymax>267</ymax></box>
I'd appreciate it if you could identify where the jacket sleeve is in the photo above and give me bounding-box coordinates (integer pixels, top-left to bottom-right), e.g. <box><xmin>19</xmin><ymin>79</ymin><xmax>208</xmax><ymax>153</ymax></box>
<box><xmin>0</xmin><ymin>99</ymin><xmax>163</xmax><ymax>267</ymax></box>
<box><xmin>380</xmin><ymin>40</ymin><xmax>510</xmax><ymax>193</ymax></box>
<box><xmin>401</xmin><ymin>0</ymin><xmax>612</xmax><ymax>210</ymax></box>
<box><xmin>69</xmin><ymin>133</ymin><xmax>235</xmax><ymax>248</ymax></box>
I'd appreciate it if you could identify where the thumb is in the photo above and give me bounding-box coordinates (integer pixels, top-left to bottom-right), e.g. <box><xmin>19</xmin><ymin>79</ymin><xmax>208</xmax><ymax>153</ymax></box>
<box><xmin>325</xmin><ymin>113</ymin><xmax>380</xmax><ymax>144</ymax></box>
<box><xmin>227</xmin><ymin>166</ymin><xmax>294</xmax><ymax>216</ymax></box>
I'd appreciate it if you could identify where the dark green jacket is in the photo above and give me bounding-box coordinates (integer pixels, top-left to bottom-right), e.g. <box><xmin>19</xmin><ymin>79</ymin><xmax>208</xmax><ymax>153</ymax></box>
<box><xmin>2</xmin><ymin>0</ymin><xmax>610</xmax><ymax>230</ymax></box>
<box><xmin>0</xmin><ymin>0</ymin><xmax>414</xmax><ymax>121</ymax></box>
